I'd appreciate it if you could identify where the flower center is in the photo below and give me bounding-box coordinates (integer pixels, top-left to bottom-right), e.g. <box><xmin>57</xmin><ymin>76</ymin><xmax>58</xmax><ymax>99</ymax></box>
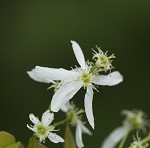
<box><xmin>67</xmin><ymin>108</ymin><xmax>84</xmax><ymax>126</ymax></box>
<box><xmin>37</xmin><ymin>124</ymin><xmax>47</xmax><ymax>135</ymax></box>
<box><xmin>130</xmin><ymin>142</ymin><xmax>146</xmax><ymax>148</ymax></box>
<box><xmin>80</xmin><ymin>72</ymin><xmax>92</xmax><ymax>86</ymax></box>
<box><xmin>127</xmin><ymin>114</ymin><xmax>143</xmax><ymax>129</ymax></box>
<box><xmin>98</xmin><ymin>55</ymin><xmax>109</xmax><ymax>67</ymax></box>
<box><xmin>67</xmin><ymin>109</ymin><xmax>78</xmax><ymax>126</ymax></box>
<box><xmin>92</xmin><ymin>46</ymin><xmax>115</xmax><ymax>71</ymax></box>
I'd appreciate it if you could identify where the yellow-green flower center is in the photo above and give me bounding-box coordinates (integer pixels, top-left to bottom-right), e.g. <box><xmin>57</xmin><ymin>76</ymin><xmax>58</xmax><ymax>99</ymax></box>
<box><xmin>127</xmin><ymin>114</ymin><xmax>143</xmax><ymax>129</ymax></box>
<box><xmin>37</xmin><ymin>124</ymin><xmax>47</xmax><ymax>135</ymax></box>
<box><xmin>95</xmin><ymin>55</ymin><xmax>109</xmax><ymax>68</ymax></box>
<box><xmin>80</xmin><ymin>72</ymin><xmax>92</xmax><ymax>86</ymax></box>
<box><xmin>129</xmin><ymin>141</ymin><xmax>147</xmax><ymax>148</ymax></box>
<box><xmin>67</xmin><ymin>108</ymin><xmax>84</xmax><ymax>126</ymax></box>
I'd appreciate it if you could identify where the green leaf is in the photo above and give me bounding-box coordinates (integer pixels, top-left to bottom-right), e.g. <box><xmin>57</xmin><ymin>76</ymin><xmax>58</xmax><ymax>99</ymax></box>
<box><xmin>0</xmin><ymin>131</ymin><xmax>16</xmax><ymax>147</ymax></box>
<box><xmin>6</xmin><ymin>142</ymin><xmax>24</xmax><ymax>148</ymax></box>
<box><xmin>64</xmin><ymin>125</ymin><xmax>76</xmax><ymax>148</ymax></box>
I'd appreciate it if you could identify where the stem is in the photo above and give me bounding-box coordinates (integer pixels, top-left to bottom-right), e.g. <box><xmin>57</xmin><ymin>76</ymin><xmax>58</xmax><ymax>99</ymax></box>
<box><xmin>118</xmin><ymin>131</ymin><xmax>129</xmax><ymax>148</ymax></box>
<box><xmin>27</xmin><ymin>135</ymin><xmax>37</xmax><ymax>148</ymax></box>
<box><xmin>53</xmin><ymin>118</ymin><xmax>69</xmax><ymax>127</ymax></box>
<box><xmin>141</xmin><ymin>132</ymin><xmax>150</xmax><ymax>144</ymax></box>
<box><xmin>89</xmin><ymin>65</ymin><xmax>97</xmax><ymax>74</ymax></box>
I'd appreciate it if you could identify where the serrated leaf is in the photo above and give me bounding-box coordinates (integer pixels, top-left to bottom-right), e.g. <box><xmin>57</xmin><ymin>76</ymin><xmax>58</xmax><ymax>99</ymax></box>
<box><xmin>6</xmin><ymin>142</ymin><xmax>24</xmax><ymax>148</ymax></box>
<box><xmin>0</xmin><ymin>131</ymin><xmax>16</xmax><ymax>147</ymax></box>
<box><xmin>64</xmin><ymin>125</ymin><xmax>76</xmax><ymax>148</ymax></box>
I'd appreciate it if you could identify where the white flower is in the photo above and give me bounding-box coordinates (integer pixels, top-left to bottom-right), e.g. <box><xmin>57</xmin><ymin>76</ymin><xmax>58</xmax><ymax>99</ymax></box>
<box><xmin>92</xmin><ymin>45</ymin><xmax>115</xmax><ymax>72</ymax></box>
<box><xmin>128</xmin><ymin>135</ymin><xmax>149</xmax><ymax>148</ymax></box>
<box><xmin>27</xmin><ymin>40</ymin><xmax>123</xmax><ymax>129</ymax></box>
<box><xmin>27</xmin><ymin>110</ymin><xmax>64</xmax><ymax>143</ymax></box>
<box><xmin>101</xmin><ymin>109</ymin><xmax>148</xmax><ymax>148</ymax></box>
<box><xmin>122</xmin><ymin>109</ymin><xmax>148</xmax><ymax>130</ymax></box>
<box><xmin>61</xmin><ymin>102</ymin><xmax>92</xmax><ymax>148</ymax></box>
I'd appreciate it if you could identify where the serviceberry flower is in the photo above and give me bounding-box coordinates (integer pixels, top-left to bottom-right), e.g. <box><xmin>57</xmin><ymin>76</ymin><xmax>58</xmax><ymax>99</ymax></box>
<box><xmin>61</xmin><ymin>101</ymin><xmax>92</xmax><ymax>148</ymax></box>
<box><xmin>27</xmin><ymin>40</ymin><xmax>123</xmax><ymax>129</ymax></box>
<box><xmin>27</xmin><ymin>110</ymin><xmax>64</xmax><ymax>143</ymax></box>
<box><xmin>122</xmin><ymin>109</ymin><xmax>148</xmax><ymax>131</ymax></box>
<box><xmin>101</xmin><ymin>109</ymin><xmax>149</xmax><ymax>148</ymax></box>
<box><xmin>128</xmin><ymin>135</ymin><xmax>149</xmax><ymax>148</ymax></box>
<box><xmin>92</xmin><ymin>45</ymin><xmax>115</xmax><ymax>72</ymax></box>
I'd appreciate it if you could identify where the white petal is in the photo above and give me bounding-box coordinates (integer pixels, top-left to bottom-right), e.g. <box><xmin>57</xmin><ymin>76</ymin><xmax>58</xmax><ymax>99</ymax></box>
<box><xmin>41</xmin><ymin>110</ymin><xmax>54</xmax><ymax>126</ymax></box>
<box><xmin>61</xmin><ymin>101</ymin><xmax>73</xmax><ymax>112</ymax></box>
<box><xmin>78</xmin><ymin>121</ymin><xmax>92</xmax><ymax>136</ymax></box>
<box><xmin>48</xmin><ymin>132</ymin><xmax>64</xmax><ymax>143</ymax></box>
<box><xmin>27</xmin><ymin>124</ymin><xmax>36</xmax><ymax>132</ymax></box>
<box><xmin>93</xmin><ymin>71</ymin><xmax>123</xmax><ymax>86</ymax></box>
<box><xmin>29</xmin><ymin>113</ymin><xmax>40</xmax><ymax>124</ymax></box>
<box><xmin>101</xmin><ymin>126</ymin><xmax>128</xmax><ymax>148</ymax></box>
<box><xmin>51</xmin><ymin>81</ymin><xmax>83</xmax><ymax>112</ymax></box>
<box><xmin>76</xmin><ymin>121</ymin><xmax>84</xmax><ymax>148</ymax></box>
<box><xmin>121</xmin><ymin>109</ymin><xmax>131</xmax><ymax>116</ymax></box>
<box><xmin>84</xmin><ymin>87</ymin><xmax>94</xmax><ymax>129</ymax></box>
<box><xmin>27</xmin><ymin>69</ymin><xmax>54</xmax><ymax>83</ymax></box>
<box><xmin>28</xmin><ymin>66</ymin><xmax>79</xmax><ymax>81</ymax></box>
<box><xmin>71</xmin><ymin>40</ymin><xmax>86</xmax><ymax>70</ymax></box>
<box><xmin>39</xmin><ymin>136</ymin><xmax>44</xmax><ymax>143</ymax></box>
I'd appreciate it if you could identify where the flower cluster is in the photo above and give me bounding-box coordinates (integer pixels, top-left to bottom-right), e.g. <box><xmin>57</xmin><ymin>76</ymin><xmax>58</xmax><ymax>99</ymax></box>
<box><xmin>27</xmin><ymin>40</ymin><xmax>123</xmax><ymax>147</ymax></box>
<box><xmin>27</xmin><ymin>41</ymin><xmax>123</xmax><ymax>128</ymax></box>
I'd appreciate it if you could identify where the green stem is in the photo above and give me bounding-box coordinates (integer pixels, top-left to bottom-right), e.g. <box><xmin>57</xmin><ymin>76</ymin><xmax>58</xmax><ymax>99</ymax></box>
<box><xmin>89</xmin><ymin>65</ymin><xmax>97</xmax><ymax>74</ymax></box>
<box><xmin>118</xmin><ymin>131</ymin><xmax>129</xmax><ymax>148</ymax></box>
<box><xmin>53</xmin><ymin>118</ymin><xmax>69</xmax><ymax>127</ymax></box>
<box><xmin>27</xmin><ymin>135</ymin><xmax>37</xmax><ymax>148</ymax></box>
<box><xmin>141</xmin><ymin>132</ymin><xmax>150</xmax><ymax>144</ymax></box>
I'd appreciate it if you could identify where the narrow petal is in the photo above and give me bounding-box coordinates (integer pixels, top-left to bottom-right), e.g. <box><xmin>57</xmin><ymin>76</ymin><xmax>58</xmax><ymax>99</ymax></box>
<box><xmin>39</xmin><ymin>137</ymin><xmax>44</xmax><ymax>143</ymax></box>
<box><xmin>27</xmin><ymin>66</ymin><xmax>79</xmax><ymax>82</ymax></box>
<box><xmin>51</xmin><ymin>81</ymin><xmax>83</xmax><ymax>112</ymax></box>
<box><xmin>27</xmin><ymin>124</ymin><xmax>36</xmax><ymax>132</ymax></box>
<box><xmin>48</xmin><ymin>132</ymin><xmax>64</xmax><ymax>143</ymax></box>
<box><xmin>101</xmin><ymin>126</ymin><xmax>128</xmax><ymax>148</ymax></box>
<box><xmin>76</xmin><ymin>121</ymin><xmax>84</xmax><ymax>148</ymax></box>
<box><xmin>61</xmin><ymin>101</ymin><xmax>73</xmax><ymax>112</ymax></box>
<box><xmin>27</xmin><ymin>69</ymin><xmax>54</xmax><ymax>83</ymax></box>
<box><xmin>93</xmin><ymin>71</ymin><xmax>123</xmax><ymax>86</ymax></box>
<box><xmin>78</xmin><ymin>121</ymin><xmax>92</xmax><ymax>136</ymax></box>
<box><xmin>41</xmin><ymin>111</ymin><xmax>54</xmax><ymax>126</ymax></box>
<box><xmin>84</xmin><ymin>87</ymin><xmax>94</xmax><ymax>129</ymax></box>
<box><xmin>71</xmin><ymin>40</ymin><xmax>86</xmax><ymax>70</ymax></box>
<box><xmin>29</xmin><ymin>113</ymin><xmax>40</xmax><ymax>124</ymax></box>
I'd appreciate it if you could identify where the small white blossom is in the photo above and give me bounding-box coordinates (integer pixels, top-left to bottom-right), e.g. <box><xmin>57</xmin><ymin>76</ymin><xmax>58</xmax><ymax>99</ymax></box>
<box><xmin>61</xmin><ymin>102</ymin><xmax>92</xmax><ymax>148</ymax></box>
<box><xmin>101</xmin><ymin>109</ymin><xmax>148</xmax><ymax>148</ymax></box>
<box><xmin>128</xmin><ymin>135</ymin><xmax>149</xmax><ymax>148</ymax></box>
<box><xmin>27</xmin><ymin>40</ymin><xmax>123</xmax><ymax>129</ymax></box>
<box><xmin>122</xmin><ymin>109</ymin><xmax>148</xmax><ymax>131</ymax></box>
<box><xmin>92</xmin><ymin>45</ymin><xmax>115</xmax><ymax>72</ymax></box>
<box><xmin>27</xmin><ymin>110</ymin><xmax>64</xmax><ymax>143</ymax></box>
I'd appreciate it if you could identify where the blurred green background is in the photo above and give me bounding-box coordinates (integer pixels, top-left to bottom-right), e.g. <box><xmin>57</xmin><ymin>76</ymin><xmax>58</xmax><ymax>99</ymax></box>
<box><xmin>1</xmin><ymin>0</ymin><xmax>150</xmax><ymax>147</ymax></box>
